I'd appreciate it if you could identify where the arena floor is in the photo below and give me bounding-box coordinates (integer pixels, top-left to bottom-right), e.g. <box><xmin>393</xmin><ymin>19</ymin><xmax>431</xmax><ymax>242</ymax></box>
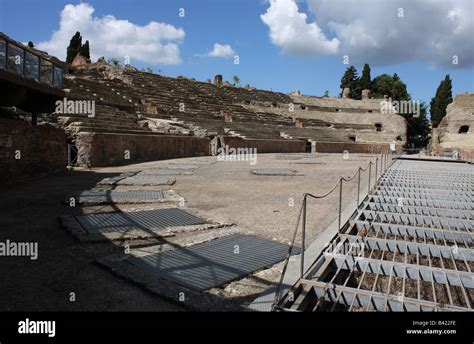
<box><xmin>0</xmin><ymin>152</ymin><xmax>380</xmax><ymax>311</ymax></box>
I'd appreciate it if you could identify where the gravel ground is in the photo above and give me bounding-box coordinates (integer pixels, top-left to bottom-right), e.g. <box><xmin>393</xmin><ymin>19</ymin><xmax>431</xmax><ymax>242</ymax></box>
<box><xmin>0</xmin><ymin>152</ymin><xmax>380</xmax><ymax>311</ymax></box>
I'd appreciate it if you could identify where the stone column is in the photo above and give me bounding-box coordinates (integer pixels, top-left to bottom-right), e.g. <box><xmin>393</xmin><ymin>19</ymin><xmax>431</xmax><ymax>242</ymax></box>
<box><xmin>362</xmin><ymin>89</ymin><xmax>371</xmax><ymax>99</ymax></box>
<box><xmin>342</xmin><ymin>87</ymin><xmax>350</xmax><ymax>98</ymax></box>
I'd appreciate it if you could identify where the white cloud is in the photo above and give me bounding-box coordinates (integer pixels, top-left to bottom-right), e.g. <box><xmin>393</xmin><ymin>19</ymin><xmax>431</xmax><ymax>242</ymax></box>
<box><xmin>260</xmin><ymin>0</ymin><xmax>340</xmax><ymax>56</ymax></box>
<box><xmin>261</xmin><ymin>0</ymin><xmax>474</xmax><ymax>67</ymax></box>
<box><xmin>36</xmin><ymin>3</ymin><xmax>185</xmax><ymax>65</ymax></box>
<box><xmin>208</xmin><ymin>43</ymin><xmax>236</xmax><ymax>58</ymax></box>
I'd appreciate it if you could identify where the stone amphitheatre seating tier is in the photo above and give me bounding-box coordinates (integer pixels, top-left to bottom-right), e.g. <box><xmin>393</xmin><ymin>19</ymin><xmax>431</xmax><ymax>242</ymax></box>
<box><xmin>290</xmin><ymin>94</ymin><xmax>382</xmax><ymax>111</ymax></box>
<box><xmin>63</xmin><ymin>77</ymin><xmax>139</xmax><ymax>110</ymax></box>
<box><xmin>297</xmin><ymin>118</ymin><xmax>375</xmax><ymax>130</ymax></box>
<box><xmin>57</xmin><ymin>68</ymin><xmax>405</xmax><ymax>144</ymax></box>
<box><xmin>56</xmin><ymin>98</ymin><xmax>156</xmax><ymax>137</ymax></box>
<box><xmin>143</xmin><ymin>113</ymin><xmax>365</xmax><ymax>142</ymax></box>
<box><xmin>124</xmin><ymin>71</ymin><xmax>291</xmax><ymax>104</ymax></box>
<box><xmin>145</xmin><ymin>114</ymin><xmax>283</xmax><ymax>139</ymax></box>
<box><xmin>281</xmin><ymin>127</ymin><xmax>353</xmax><ymax>143</ymax></box>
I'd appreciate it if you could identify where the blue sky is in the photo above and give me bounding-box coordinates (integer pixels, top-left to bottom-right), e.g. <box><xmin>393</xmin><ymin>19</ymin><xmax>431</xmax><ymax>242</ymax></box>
<box><xmin>0</xmin><ymin>0</ymin><xmax>473</xmax><ymax>112</ymax></box>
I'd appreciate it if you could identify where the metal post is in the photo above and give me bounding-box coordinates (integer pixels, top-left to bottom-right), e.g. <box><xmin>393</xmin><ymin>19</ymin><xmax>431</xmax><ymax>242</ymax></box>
<box><xmin>23</xmin><ymin>49</ymin><xmax>26</xmax><ymax>77</ymax></box>
<box><xmin>357</xmin><ymin>167</ymin><xmax>361</xmax><ymax>207</ymax></box>
<box><xmin>338</xmin><ymin>179</ymin><xmax>343</xmax><ymax>231</ymax></box>
<box><xmin>368</xmin><ymin>162</ymin><xmax>372</xmax><ymax>193</ymax></box>
<box><xmin>375</xmin><ymin>157</ymin><xmax>378</xmax><ymax>180</ymax></box>
<box><xmin>5</xmin><ymin>41</ymin><xmax>9</xmax><ymax>71</ymax></box>
<box><xmin>67</xmin><ymin>144</ymin><xmax>71</xmax><ymax>166</ymax></box>
<box><xmin>300</xmin><ymin>196</ymin><xmax>306</xmax><ymax>278</ymax></box>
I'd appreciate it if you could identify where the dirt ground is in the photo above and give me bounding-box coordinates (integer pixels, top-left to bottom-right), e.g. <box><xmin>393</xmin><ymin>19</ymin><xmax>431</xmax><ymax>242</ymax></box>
<box><xmin>0</xmin><ymin>152</ymin><xmax>379</xmax><ymax>311</ymax></box>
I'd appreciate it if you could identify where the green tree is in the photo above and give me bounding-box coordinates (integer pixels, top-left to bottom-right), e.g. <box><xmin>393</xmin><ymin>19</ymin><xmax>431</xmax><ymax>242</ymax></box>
<box><xmin>323</xmin><ymin>90</ymin><xmax>329</xmax><ymax>97</ymax></box>
<box><xmin>66</xmin><ymin>32</ymin><xmax>91</xmax><ymax>63</ymax></box>
<box><xmin>232</xmin><ymin>75</ymin><xmax>240</xmax><ymax>87</ymax></box>
<box><xmin>429</xmin><ymin>75</ymin><xmax>453</xmax><ymax>127</ymax></box>
<box><xmin>27</xmin><ymin>41</ymin><xmax>34</xmax><ymax>48</ymax></box>
<box><xmin>371</xmin><ymin>74</ymin><xmax>409</xmax><ymax>101</ymax></box>
<box><xmin>359</xmin><ymin>63</ymin><xmax>371</xmax><ymax>91</ymax></box>
<box><xmin>372</xmin><ymin>73</ymin><xmax>430</xmax><ymax>147</ymax></box>
<box><xmin>66</xmin><ymin>32</ymin><xmax>82</xmax><ymax>64</ymax></box>
<box><xmin>79</xmin><ymin>40</ymin><xmax>90</xmax><ymax>59</ymax></box>
<box><xmin>108</xmin><ymin>58</ymin><xmax>121</xmax><ymax>68</ymax></box>
<box><xmin>406</xmin><ymin>102</ymin><xmax>430</xmax><ymax>148</ymax></box>
<box><xmin>391</xmin><ymin>80</ymin><xmax>410</xmax><ymax>101</ymax></box>
<box><xmin>340</xmin><ymin>66</ymin><xmax>360</xmax><ymax>99</ymax></box>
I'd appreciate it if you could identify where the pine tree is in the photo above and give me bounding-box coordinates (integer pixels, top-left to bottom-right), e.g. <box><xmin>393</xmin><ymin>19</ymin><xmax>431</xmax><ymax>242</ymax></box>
<box><xmin>430</xmin><ymin>75</ymin><xmax>453</xmax><ymax>127</ymax></box>
<box><xmin>359</xmin><ymin>63</ymin><xmax>371</xmax><ymax>91</ymax></box>
<box><xmin>340</xmin><ymin>66</ymin><xmax>360</xmax><ymax>99</ymax></box>
<box><xmin>80</xmin><ymin>40</ymin><xmax>90</xmax><ymax>59</ymax></box>
<box><xmin>66</xmin><ymin>32</ymin><xmax>82</xmax><ymax>64</ymax></box>
<box><xmin>391</xmin><ymin>79</ymin><xmax>410</xmax><ymax>101</ymax></box>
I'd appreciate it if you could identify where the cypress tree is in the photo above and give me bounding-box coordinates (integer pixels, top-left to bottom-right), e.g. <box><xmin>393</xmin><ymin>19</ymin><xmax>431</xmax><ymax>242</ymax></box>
<box><xmin>430</xmin><ymin>75</ymin><xmax>453</xmax><ymax>127</ymax></box>
<box><xmin>66</xmin><ymin>32</ymin><xmax>82</xmax><ymax>64</ymax></box>
<box><xmin>80</xmin><ymin>40</ymin><xmax>90</xmax><ymax>59</ymax></box>
<box><xmin>360</xmin><ymin>63</ymin><xmax>371</xmax><ymax>91</ymax></box>
<box><xmin>340</xmin><ymin>66</ymin><xmax>360</xmax><ymax>99</ymax></box>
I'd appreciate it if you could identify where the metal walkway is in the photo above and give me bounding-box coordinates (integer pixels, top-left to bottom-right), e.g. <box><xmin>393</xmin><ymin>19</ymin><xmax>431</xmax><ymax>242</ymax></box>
<box><xmin>76</xmin><ymin>208</ymin><xmax>208</xmax><ymax>234</ymax></box>
<box><xmin>127</xmin><ymin>234</ymin><xmax>301</xmax><ymax>292</ymax></box>
<box><xmin>275</xmin><ymin>159</ymin><xmax>473</xmax><ymax>312</ymax></box>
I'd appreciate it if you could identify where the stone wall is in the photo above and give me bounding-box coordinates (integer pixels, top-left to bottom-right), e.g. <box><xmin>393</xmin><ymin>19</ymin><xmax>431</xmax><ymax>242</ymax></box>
<box><xmin>243</xmin><ymin>98</ymin><xmax>407</xmax><ymax>145</ymax></box>
<box><xmin>0</xmin><ymin>118</ymin><xmax>67</xmax><ymax>183</ymax></box>
<box><xmin>432</xmin><ymin>93</ymin><xmax>474</xmax><ymax>156</ymax></box>
<box><xmin>224</xmin><ymin>137</ymin><xmax>306</xmax><ymax>153</ymax></box>
<box><xmin>314</xmin><ymin>141</ymin><xmax>403</xmax><ymax>154</ymax></box>
<box><xmin>75</xmin><ymin>133</ymin><xmax>211</xmax><ymax>167</ymax></box>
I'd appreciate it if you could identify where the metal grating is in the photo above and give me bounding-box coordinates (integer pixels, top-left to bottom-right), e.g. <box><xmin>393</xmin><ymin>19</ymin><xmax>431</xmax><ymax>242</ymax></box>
<box><xmin>78</xmin><ymin>190</ymin><xmax>163</xmax><ymax>203</ymax></box>
<box><xmin>76</xmin><ymin>208</ymin><xmax>208</xmax><ymax>234</ymax></box>
<box><xmin>277</xmin><ymin>159</ymin><xmax>474</xmax><ymax>312</ymax></box>
<box><xmin>127</xmin><ymin>234</ymin><xmax>301</xmax><ymax>292</ymax></box>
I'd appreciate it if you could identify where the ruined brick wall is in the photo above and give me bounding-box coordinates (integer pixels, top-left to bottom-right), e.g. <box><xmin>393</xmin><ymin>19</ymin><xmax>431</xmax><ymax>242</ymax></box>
<box><xmin>76</xmin><ymin>133</ymin><xmax>211</xmax><ymax>167</ymax></box>
<box><xmin>432</xmin><ymin>93</ymin><xmax>474</xmax><ymax>156</ymax></box>
<box><xmin>314</xmin><ymin>142</ymin><xmax>403</xmax><ymax>154</ymax></box>
<box><xmin>224</xmin><ymin>137</ymin><xmax>306</xmax><ymax>153</ymax></box>
<box><xmin>0</xmin><ymin>118</ymin><xmax>67</xmax><ymax>183</ymax></box>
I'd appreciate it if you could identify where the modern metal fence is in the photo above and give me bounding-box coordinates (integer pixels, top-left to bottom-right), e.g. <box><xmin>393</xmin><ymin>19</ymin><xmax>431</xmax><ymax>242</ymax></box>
<box><xmin>272</xmin><ymin>152</ymin><xmax>395</xmax><ymax>308</ymax></box>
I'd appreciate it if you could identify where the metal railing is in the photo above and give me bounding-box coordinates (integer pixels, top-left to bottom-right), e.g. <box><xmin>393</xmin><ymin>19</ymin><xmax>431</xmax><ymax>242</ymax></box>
<box><xmin>272</xmin><ymin>152</ymin><xmax>396</xmax><ymax>309</ymax></box>
<box><xmin>399</xmin><ymin>147</ymin><xmax>474</xmax><ymax>164</ymax></box>
<box><xmin>0</xmin><ymin>33</ymin><xmax>64</xmax><ymax>88</ymax></box>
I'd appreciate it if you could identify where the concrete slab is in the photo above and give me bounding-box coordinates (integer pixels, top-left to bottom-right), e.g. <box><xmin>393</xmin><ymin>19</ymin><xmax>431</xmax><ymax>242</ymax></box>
<box><xmin>250</xmin><ymin>168</ymin><xmax>303</xmax><ymax>176</ymax></box>
<box><xmin>98</xmin><ymin>176</ymin><xmax>176</xmax><ymax>186</ymax></box>
<box><xmin>137</xmin><ymin>169</ymin><xmax>193</xmax><ymax>176</ymax></box>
